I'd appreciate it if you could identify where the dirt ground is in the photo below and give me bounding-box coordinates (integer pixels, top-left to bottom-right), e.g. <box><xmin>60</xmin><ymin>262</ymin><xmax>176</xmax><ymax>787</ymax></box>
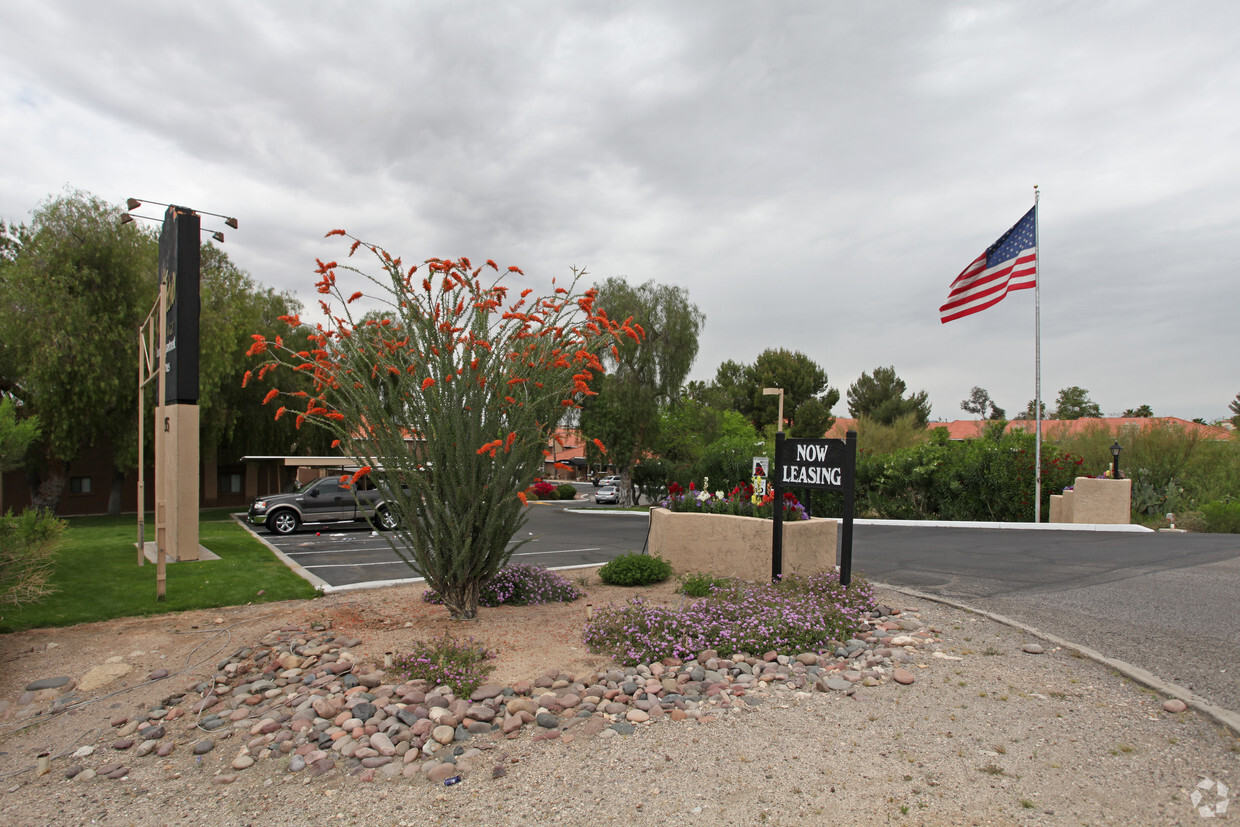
<box><xmin>0</xmin><ymin>572</ymin><xmax>1237</xmax><ymax>826</ymax></box>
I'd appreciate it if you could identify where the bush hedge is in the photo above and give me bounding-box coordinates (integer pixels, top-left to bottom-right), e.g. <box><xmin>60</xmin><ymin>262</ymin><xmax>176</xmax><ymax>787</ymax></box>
<box><xmin>596</xmin><ymin>552</ymin><xmax>673</xmax><ymax>586</ymax></box>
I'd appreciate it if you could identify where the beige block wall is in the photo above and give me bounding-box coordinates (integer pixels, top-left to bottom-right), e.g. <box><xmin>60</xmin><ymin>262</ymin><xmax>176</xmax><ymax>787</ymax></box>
<box><xmin>1049</xmin><ymin>494</ymin><xmax>1064</xmax><ymax>523</ymax></box>
<box><xmin>1069</xmin><ymin>477</ymin><xmax>1132</xmax><ymax>524</ymax></box>
<box><xmin>155</xmin><ymin>404</ymin><xmax>201</xmax><ymax>562</ymax></box>
<box><xmin>648</xmin><ymin>508</ymin><xmax>838</xmax><ymax>581</ymax></box>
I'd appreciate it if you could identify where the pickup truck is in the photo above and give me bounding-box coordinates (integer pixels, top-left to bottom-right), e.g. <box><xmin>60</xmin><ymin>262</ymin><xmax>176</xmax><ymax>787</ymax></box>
<box><xmin>247</xmin><ymin>473</ymin><xmax>402</xmax><ymax>535</ymax></box>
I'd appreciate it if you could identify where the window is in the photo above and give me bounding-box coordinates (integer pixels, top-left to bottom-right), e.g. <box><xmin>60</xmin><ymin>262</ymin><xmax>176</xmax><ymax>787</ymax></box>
<box><xmin>69</xmin><ymin>476</ymin><xmax>92</xmax><ymax>494</ymax></box>
<box><xmin>218</xmin><ymin>472</ymin><xmax>243</xmax><ymax>494</ymax></box>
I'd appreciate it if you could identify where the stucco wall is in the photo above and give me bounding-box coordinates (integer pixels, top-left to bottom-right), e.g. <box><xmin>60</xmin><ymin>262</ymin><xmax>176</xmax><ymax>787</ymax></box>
<box><xmin>1068</xmin><ymin>477</ymin><xmax>1132</xmax><ymax>524</ymax></box>
<box><xmin>1052</xmin><ymin>477</ymin><xmax>1131</xmax><ymax>524</ymax></box>
<box><xmin>648</xmin><ymin>507</ymin><xmax>838</xmax><ymax>581</ymax></box>
<box><xmin>1049</xmin><ymin>494</ymin><xmax>1064</xmax><ymax>523</ymax></box>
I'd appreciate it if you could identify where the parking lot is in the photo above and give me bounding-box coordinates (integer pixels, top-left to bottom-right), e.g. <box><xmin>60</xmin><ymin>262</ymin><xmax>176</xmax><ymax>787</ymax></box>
<box><xmin>237</xmin><ymin>497</ymin><xmax>651</xmax><ymax>591</ymax></box>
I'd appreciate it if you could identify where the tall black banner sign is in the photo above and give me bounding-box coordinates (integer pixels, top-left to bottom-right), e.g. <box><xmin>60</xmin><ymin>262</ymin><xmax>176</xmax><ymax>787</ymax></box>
<box><xmin>159</xmin><ymin>207</ymin><xmax>200</xmax><ymax>404</ymax></box>
<box><xmin>771</xmin><ymin>431</ymin><xmax>858</xmax><ymax>585</ymax></box>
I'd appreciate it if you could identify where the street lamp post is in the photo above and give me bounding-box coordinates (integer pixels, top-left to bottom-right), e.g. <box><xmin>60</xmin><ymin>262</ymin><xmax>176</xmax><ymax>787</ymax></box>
<box><xmin>762</xmin><ymin>387</ymin><xmax>785</xmax><ymax>433</ymax></box>
<box><xmin>1110</xmin><ymin>441</ymin><xmax>1122</xmax><ymax>480</ymax></box>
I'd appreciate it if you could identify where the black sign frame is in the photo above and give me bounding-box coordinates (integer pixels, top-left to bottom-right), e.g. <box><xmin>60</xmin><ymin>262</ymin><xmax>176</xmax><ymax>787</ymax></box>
<box><xmin>770</xmin><ymin>430</ymin><xmax>857</xmax><ymax>586</ymax></box>
<box><xmin>159</xmin><ymin>206</ymin><xmax>201</xmax><ymax>404</ymax></box>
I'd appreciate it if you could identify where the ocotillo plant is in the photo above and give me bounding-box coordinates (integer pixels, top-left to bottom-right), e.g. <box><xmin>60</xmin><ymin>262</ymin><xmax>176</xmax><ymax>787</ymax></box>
<box><xmin>246</xmin><ymin>231</ymin><xmax>633</xmax><ymax>618</ymax></box>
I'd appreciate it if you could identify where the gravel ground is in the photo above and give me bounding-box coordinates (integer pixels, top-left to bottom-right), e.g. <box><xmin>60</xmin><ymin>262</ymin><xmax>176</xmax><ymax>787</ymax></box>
<box><xmin>1</xmin><ymin>587</ymin><xmax>1236</xmax><ymax>826</ymax></box>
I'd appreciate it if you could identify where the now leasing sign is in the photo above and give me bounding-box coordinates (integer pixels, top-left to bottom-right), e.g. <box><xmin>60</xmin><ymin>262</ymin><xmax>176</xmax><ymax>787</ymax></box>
<box><xmin>770</xmin><ymin>431</ymin><xmax>858</xmax><ymax>587</ymax></box>
<box><xmin>778</xmin><ymin>438</ymin><xmax>849</xmax><ymax>489</ymax></box>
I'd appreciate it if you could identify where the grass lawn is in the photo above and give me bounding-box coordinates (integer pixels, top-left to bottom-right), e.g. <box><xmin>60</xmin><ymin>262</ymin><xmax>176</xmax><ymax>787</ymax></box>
<box><xmin>0</xmin><ymin>508</ymin><xmax>319</xmax><ymax>633</ymax></box>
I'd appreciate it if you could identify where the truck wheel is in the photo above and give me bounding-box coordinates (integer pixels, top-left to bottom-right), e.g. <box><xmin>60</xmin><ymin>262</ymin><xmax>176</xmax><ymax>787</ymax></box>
<box><xmin>374</xmin><ymin>507</ymin><xmax>399</xmax><ymax>531</ymax></box>
<box><xmin>268</xmin><ymin>509</ymin><xmax>300</xmax><ymax>536</ymax></box>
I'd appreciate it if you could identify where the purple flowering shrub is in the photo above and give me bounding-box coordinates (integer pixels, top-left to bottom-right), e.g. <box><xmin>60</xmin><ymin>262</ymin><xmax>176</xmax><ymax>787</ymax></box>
<box><xmin>388</xmin><ymin>633</ymin><xmax>495</xmax><ymax>697</ymax></box>
<box><xmin>423</xmin><ymin>562</ymin><xmax>585</xmax><ymax>608</ymax></box>
<box><xmin>583</xmin><ymin>570</ymin><xmax>875</xmax><ymax>666</ymax></box>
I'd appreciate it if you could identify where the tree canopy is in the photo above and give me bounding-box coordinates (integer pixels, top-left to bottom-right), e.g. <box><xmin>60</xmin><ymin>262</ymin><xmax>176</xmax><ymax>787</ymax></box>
<box><xmin>578</xmin><ymin>278</ymin><xmax>703</xmax><ymax>503</ymax></box>
<box><xmin>700</xmin><ymin>348</ymin><xmax>838</xmax><ymax>433</ymax></box>
<box><xmin>1053</xmin><ymin>386</ymin><xmax>1102</xmax><ymax>420</ymax></box>
<box><xmin>0</xmin><ymin>191</ymin><xmax>156</xmax><ymax>508</ymax></box>
<box><xmin>0</xmin><ymin>189</ymin><xmax>330</xmax><ymax>510</ymax></box>
<box><xmin>1122</xmin><ymin>404</ymin><xmax>1153</xmax><ymax>418</ymax></box>
<box><xmin>846</xmin><ymin>366</ymin><xmax>931</xmax><ymax>427</ymax></box>
<box><xmin>960</xmin><ymin>386</ymin><xmax>1006</xmax><ymax>420</ymax></box>
<box><xmin>1015</xmin><ymin>399</ymin><xmax>1048</xmax><ymax>420</ymax></box>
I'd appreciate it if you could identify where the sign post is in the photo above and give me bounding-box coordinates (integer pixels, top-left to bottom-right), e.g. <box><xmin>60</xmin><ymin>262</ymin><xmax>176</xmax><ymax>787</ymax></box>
<box><xmin>770</xmin><ymin>430</ymin><xmax>857</xmax><ymax>585</ymax></box>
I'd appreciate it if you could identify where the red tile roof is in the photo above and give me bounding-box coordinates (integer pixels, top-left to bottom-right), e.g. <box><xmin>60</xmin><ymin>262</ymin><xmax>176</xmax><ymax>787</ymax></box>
<box><xmin>826</xmin><ymin>416</ymin><xmax>1230</xmax><ymax>440</ymax></box>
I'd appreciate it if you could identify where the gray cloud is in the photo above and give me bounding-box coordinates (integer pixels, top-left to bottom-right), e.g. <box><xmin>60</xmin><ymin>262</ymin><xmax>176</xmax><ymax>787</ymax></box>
<box><xmin>2</xmin><ymin>0</ymin><xmax>1237</xmax><ymax>421</ymax></box>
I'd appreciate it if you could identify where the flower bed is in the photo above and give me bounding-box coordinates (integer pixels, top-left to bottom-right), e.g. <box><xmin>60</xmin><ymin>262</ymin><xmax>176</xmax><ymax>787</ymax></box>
<box><xmin>659</xmin><ymin>480</ymin><xmax>809</xmax><ymax>521</ymax></box>
<box><xmin>648</xmin><ymin>507</ymin><xmax>837</xmax><ymax>582</ymax></box>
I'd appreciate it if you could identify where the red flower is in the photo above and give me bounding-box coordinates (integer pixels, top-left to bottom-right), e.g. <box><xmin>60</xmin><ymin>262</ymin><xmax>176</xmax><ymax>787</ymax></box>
<box><xmin>421</xmin><ymin>377</ymin><xmax>435</xmax><ymax>390</ymax></box>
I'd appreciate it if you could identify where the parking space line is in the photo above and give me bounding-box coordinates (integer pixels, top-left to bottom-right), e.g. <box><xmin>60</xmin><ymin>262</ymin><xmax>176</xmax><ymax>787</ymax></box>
<box><xmin>513</xmin><ymin>547</ymin><xmax>601</xmax><ymax>556</ymax></box>
<box><xmin>302</xmin><ymin>560</ymin><xmax>418</xmax><ymax>570</ymax></box>
<box><xmin>281</xmin><ymin>547</ymin><xmax>397</xmax><ymax>556</ymax></box>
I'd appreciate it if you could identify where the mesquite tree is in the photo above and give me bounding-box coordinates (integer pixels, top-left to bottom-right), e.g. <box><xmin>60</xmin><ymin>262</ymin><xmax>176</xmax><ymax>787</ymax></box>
<box><xmin>247</xmin><ymin>232</ymin><xmax>628</xmax><ymax>618</ymax></box>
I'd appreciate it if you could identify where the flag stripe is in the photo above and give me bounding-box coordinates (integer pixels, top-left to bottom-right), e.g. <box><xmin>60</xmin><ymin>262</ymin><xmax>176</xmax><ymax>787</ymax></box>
<box><xmin>940</xmin><ymin>252</ymin><xmax>1037</xmax><ymax>312</ymax></box>
<box><xmin>940</xmin><ymin>206</ymin><xmax>1037</xmax><ymax>323</ymax></box>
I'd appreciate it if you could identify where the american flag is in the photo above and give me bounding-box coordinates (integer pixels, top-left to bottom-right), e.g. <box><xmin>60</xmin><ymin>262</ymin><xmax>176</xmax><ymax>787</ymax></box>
<box><xmin>940</xmin><ymin>206</ymin><xmax>1037</xmax><ymax>323</ymax></box>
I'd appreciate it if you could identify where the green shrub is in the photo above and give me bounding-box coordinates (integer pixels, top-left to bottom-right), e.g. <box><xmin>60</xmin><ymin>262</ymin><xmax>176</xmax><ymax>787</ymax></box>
<box><xmin>815</xmin><ymin>429</ymin><xmax>1081</xmax><ymax>522</ymax></box>
<box><xmin>597</xmin><ymin>552</ymin><xmax>673</xmax><ymax>586</ymax></box>
<box><xmin>1054</xmin><ymin>420</ymin><xmax>1240</xmax><ymax>509</ymax></box>
<box><xmin>388</xmin><ymin>633</ymin><xmax>495</xmax><ymax>697</ymax></box>
<box><xmin>1201</xmin><ymin>500</ymin><xmax>1240</xmax><ymax>533</ymax></box>
<box><xmin>556</xmin><ymin>483</ymin><xmax>577</xmax><ymax>500</ymax></box>
<box><xmin>1174</xmin><ymin>510</ymin><xmax>1208</xmax><ymax>533</ymax></box>
<box><xmin>677</xmin><ymin>570</ymin><xmax>734</xmax><ymax>598</ymax></box>
<box><xmin>0</xmin><ymin>508</ymin><xmax>64</xmax><ymax>610</ymax></box>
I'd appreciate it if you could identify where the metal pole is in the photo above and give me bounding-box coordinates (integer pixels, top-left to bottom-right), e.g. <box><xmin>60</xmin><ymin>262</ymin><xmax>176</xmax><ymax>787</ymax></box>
<box><xmin>1033</xmin><ymin>185</ymin><xmax>1043</xmax><ymax>523</ymax></box>
<box><xmin>771</xmin><ymin>431</ymin><xmax>784</xmax><ymax>583</ymax></box>
<box><xmin>840</xmin><ymin>430</ymin><xmax>857</xmax><ymax>587</ymax></box>
<box><xmin>137</xmin><ymin>325</ymin><xmax>144</xmax><ymax>566</ymax></box>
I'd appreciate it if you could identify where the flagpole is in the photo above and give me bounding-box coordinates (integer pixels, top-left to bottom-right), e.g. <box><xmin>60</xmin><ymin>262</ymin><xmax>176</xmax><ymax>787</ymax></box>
<box><xmin>1033</xmin><ymin>185</ymin><xmax>1042</xmax><ymax>522</ymax></box>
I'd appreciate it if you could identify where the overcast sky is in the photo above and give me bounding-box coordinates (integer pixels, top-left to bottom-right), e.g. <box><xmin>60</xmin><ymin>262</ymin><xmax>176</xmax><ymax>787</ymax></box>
<box><xmin>2</xmin><ymin>1</ymin><xmax>1236</xmax><ymax>423</ymax></box>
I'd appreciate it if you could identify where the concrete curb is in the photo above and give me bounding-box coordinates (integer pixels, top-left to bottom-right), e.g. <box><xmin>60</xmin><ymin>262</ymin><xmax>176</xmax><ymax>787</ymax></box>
<box><xmin>230</xmin><ymin>514</ymin><xmax>333</xmax><ymax>593</ymax></box>
<box><xmin>564</xmin><ymin>510</ymin><xmax>1152</xmax><ymax>532</ymax></box>
<box><xmin>857</xmin><ymin>518</ymin><xmax>1151</xmax><ymax>533</ymax></box>
<box><xmin>875</xmin><ymin>581</ymin><xmax>1240</xmax><ymax>738</ymax></box>
<box><xmin>317</xmin><ymin>576</ymin><xmax>425</xmax><ymax>594</ymax></box>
